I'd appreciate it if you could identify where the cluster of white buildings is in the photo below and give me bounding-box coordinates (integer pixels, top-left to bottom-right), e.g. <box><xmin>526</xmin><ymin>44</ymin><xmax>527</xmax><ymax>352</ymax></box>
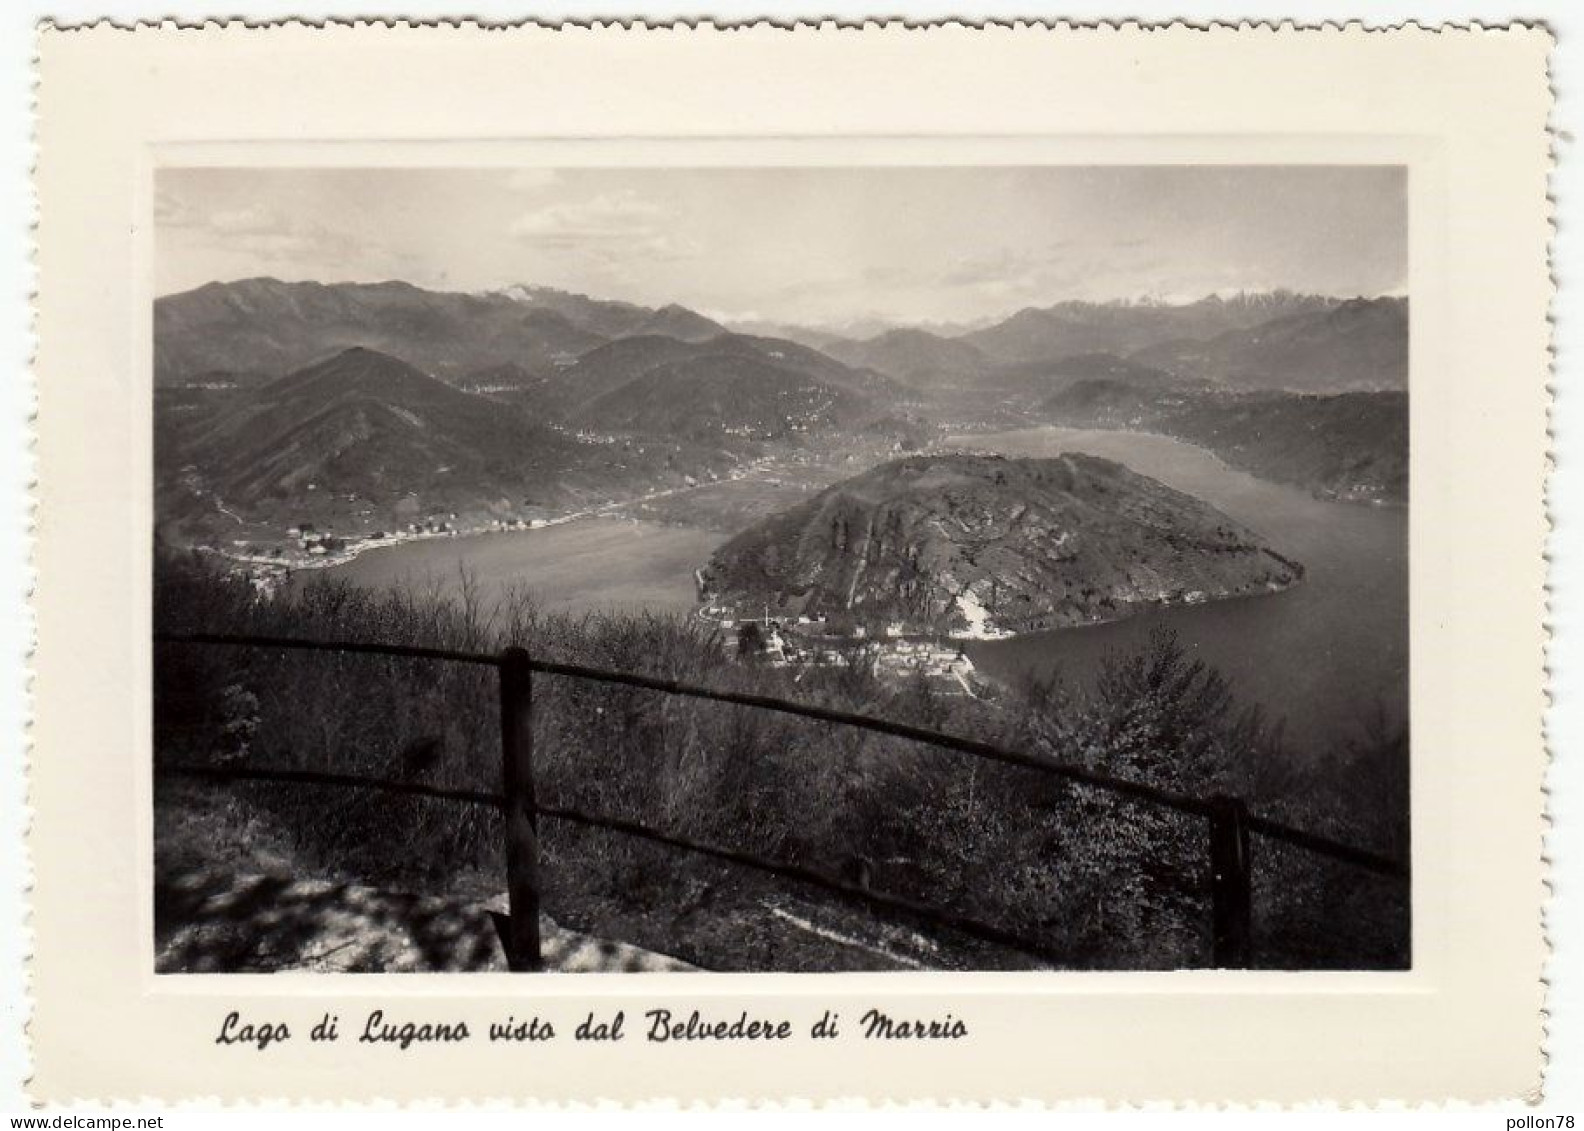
<box><xmin>871</xmin><ymin>638</ymin><xmax>978</xmax><ymax>687</ymax></box>
<box><xmin>286</xmin><ymin>524</ymin><xmax>343</xmax><ymax>556</ymax></box>
<box><xmin>719</xmin><ymin>609</ymin><xmax>981</xmax><ymax>695</ymax></box>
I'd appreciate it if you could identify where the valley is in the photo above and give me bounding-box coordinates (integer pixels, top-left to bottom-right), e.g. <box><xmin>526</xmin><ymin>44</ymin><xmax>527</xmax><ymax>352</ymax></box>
<box><xmin>153</xmin><ymin>276</ymin><xmax>1410</xmax><ymax>754</ymax></box>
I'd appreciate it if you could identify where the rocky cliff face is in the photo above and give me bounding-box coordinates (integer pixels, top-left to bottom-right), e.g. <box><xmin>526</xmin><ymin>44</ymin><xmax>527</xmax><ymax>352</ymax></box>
<box><xmin>701</xmin><ymin>453</ymin><xmax>1302</xmax><ymax>637</ymax></box>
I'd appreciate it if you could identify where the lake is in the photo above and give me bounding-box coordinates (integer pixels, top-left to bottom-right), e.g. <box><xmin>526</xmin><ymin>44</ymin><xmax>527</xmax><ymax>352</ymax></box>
<box><xmin>946</xmin><ymin>427</ymin><xmax>1408</xmax><ymax>760</ymax></box>
<box><xmin>311</xmin><ymin>427</ymin><xmax>1407</xmax><ymax>760</ymax></box>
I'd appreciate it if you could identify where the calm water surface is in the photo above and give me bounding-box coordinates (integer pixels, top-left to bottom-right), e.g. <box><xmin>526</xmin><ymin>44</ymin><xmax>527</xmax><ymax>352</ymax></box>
<box><xmin>948</xmin><ymin>428</ymin><xmax>1408</xmax><ymax>759</ymax></box>
<box><xmin>307</xmin><ymin>517</ymin><xmax>724</xmax><ymax>617</ymax></box>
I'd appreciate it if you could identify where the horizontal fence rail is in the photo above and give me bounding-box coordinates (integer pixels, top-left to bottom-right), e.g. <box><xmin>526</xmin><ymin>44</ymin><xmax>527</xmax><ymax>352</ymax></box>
<box><xmin>155</xmin><ymin>630</ymin><xmax>502</xmax><ymax>668</ymax></box>
<box><xmin>157</xmin><ymin>629</ymin><xmax>1207</xmax><ymax>814</ymax></box>
<box><xmin>153</xmin><ymin>761</ymin><xmax>504</xmax><ymax>809</ymax></box>
<box><xmin>1244</xmin><ymin>812</ymin><xmax>1406</xmax><ymax>876</ymax></box>
<box><xmin>533</xmin><ymin>656</ymin><xmax>1219</xmax><ymax>820</ymax></box>
<box><xmin>154</xmin><ymin>630</ymin><xmax>1409</xmax><ymax>969</ymax></box>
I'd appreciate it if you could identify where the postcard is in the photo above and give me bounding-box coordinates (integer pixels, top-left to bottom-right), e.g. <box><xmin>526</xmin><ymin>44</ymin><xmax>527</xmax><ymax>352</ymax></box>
<box><xmin>28</xmin><ymin>21</ymin><xmax>1553</xmax><ymax>1104</ymax></box>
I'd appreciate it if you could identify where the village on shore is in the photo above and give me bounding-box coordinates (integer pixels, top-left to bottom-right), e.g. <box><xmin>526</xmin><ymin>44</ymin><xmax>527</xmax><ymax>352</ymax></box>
<box><xmin>183</xmin><ymin>432</ymin><xmax>1000</xmax><ymax>693</ymax></box>
<box><xmin>197</xmin><ymin>508</ymin><xmax>992</xmax><ymax>697</ymax></box>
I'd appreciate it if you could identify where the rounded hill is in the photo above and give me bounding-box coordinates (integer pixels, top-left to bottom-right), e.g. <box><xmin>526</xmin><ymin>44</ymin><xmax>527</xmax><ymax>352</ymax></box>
<box><xmin>700</xmin><ymin>452</ymin><xmax>1303</xmax><ymax>638</ymax></box>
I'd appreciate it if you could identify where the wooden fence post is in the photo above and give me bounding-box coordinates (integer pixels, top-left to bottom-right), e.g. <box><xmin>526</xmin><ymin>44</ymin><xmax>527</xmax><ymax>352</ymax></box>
<box><xmin>1208</xmin><ymin>794</ymin><xmax>1252</xmax><ymax>969</ymax></box>
<box><xmin>498</xmin><ymin>646</ymin><xmax>542</xmax><ymax>972</ymax></box>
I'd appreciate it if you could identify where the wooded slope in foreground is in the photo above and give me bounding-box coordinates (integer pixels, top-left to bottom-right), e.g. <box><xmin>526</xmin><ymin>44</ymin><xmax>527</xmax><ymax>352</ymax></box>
<box><xmin>154</xmin><ymin>552</ymin><xmax>1408</xmax><ymax>972</ymax></box>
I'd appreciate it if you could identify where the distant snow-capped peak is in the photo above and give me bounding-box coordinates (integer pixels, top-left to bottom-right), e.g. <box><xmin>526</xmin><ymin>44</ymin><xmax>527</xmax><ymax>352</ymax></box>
<box><xmin>490</xmin><ymin>284</ymin><xmax>542</xmax><ymax>303</ymax></box>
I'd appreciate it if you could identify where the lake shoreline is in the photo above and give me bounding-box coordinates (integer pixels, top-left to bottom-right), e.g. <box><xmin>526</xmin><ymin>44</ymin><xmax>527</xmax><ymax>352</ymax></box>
<box><xmin>202</xmin><ymin>423</ymin><xmax>1398</xmax><ymax>590</ymax></box>
<box><xmin>945</xmin><ymin>424</ymin><xmax>1407</xmax><ymax>758</ymax></box>
<box><xmin>190</xmin><ymin>424</ymin><xmax>1403</xmax><ymax>759</ymax></box>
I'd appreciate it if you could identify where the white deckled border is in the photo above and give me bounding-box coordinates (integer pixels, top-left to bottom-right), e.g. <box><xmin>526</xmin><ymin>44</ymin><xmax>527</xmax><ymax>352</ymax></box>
<box><xmin>27</xmin><ymin>20</ymin><xmax>1553</xmax><ymax>1105</ymax></box>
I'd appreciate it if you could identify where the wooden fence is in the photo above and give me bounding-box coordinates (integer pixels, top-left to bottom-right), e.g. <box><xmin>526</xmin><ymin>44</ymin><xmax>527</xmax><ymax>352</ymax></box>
<box><xmin>154</xmin><ymin>631</ymin><xmax>1409</xmax><ymax>972</ymax></box>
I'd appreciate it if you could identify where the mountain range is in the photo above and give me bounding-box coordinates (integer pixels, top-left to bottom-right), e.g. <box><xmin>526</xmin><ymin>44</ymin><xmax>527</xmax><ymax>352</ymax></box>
<box><xmin>626</xmin><ymin>303</ymin><xmax>731</xmax><ymax>343</ymax></box>
<box><xmin>961</xmin><ymin>292</ymin><xmax>1347</xmax><ymax>365</ymax></box>
<box><xmin>812</xmin><ymin>294</ymin><xmax>1405</xmax><ymax>400</ymax></box>
<box><xmin>1038</xmin><ymin>355</ymin><xmax>1408</xmax><ymax>502</ymax></box>
<box><xmin>572</xmin><ymin>351</ymin><xmax>874</xmax><ymax>442</ymax></box>
<box><xmin>157</xmin><ymin>347</ymin><xmax>593</xmax><ymax>522</ymax></box>
<box><xmin>700</xmin><ymin>453</ymin><xmax>1304</xmax><ymax>637</ymax></box>
<box><xmin>156</xmin><ymin>278</ymin><xmax>1406</xmax><ymax>396</ymax></box>
<box><xmin>1133</xmin><ymin>296</ymin><xmax>1408</xmax><ymax>392</ymax></box>
<box><xmin>155</xmin><ymin>332</ymin><xmax>912</xmax><ymax>541</ymax></box>
<box><xmin>822</xmin><ymin>328</ymin><xmax>994</xmax><ymax>388</ymax></box>
<box><xmin>153</xmin><ymin>277</ymin><xmax>1410</xmax><ymax>542</ymax></box>
<box><xmin>155</xmin><ymin>279</ymin><xmax>606</xmax><ymax>384</ymax></box>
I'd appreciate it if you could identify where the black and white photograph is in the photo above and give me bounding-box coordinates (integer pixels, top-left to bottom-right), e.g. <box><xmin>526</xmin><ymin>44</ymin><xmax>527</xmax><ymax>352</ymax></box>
<box><xmin>150</xmin><ymin>164</ymin><xmax>1410</xmax><ymax>975</ymax></box>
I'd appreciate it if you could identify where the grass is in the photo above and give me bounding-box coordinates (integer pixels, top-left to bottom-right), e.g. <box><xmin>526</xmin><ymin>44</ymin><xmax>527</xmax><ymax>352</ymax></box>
<box><xmin>154</xmin><ymin>546</ymin><xmax>1409</xmax><ymax>972</ymax></box>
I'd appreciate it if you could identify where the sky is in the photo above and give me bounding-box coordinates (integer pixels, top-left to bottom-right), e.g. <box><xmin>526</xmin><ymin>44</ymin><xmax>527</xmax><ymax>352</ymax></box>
<box><xmin>156</xmin><ymin>165</ymin><xmax>1407</xmax><ymax>328</ymax></box>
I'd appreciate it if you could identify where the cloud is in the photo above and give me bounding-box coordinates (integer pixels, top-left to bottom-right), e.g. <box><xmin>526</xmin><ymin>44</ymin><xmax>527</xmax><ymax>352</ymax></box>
<box><xmin>509</xmin><ymin>190</ymin><xmax>697</xmax><ymax>261</ymax></box>
<box><xmin>206</xmin><ymin>206</ymin><xmax>282</xmax><ymax>235</ymax></box>
<box><xmin>155</xmin><ymin>188</ymin><xmax>404</xmax><ymax>278</ymax></box>
<box><xmin>510</xmin><ymin>191</ymin><xmax>660</xmax><ymax>241</ymax></box>
<box><xmin>940</xmin><ymin>247</ymin><xmax>1031</xmax><ymax>289</ymax></box>
<box><xmin>153</xmin><ymin>188</ymin><xmax>198</xmax><ymax>227</ymax></box>
<box><xmin>931</xmin><ymin>236</ymin><xmax>1200</xmax><ymax>308</ymax></box>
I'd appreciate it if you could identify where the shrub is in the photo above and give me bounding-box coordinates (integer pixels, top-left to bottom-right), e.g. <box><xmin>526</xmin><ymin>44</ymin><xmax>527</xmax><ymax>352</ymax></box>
<box><xmin>153</xmin><ymin>549</ymin><xmax>1408</xmax><ymax>970</ymax></box>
